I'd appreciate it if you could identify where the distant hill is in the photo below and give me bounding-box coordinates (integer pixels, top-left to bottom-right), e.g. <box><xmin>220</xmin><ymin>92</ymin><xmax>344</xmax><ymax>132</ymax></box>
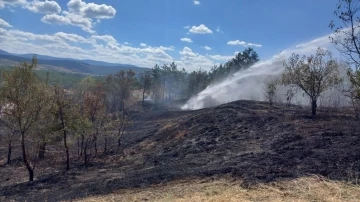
<box><xmin>0</xmin><ymin>50</ymin><xmax>149</xmax><ymax>75</ymax></box>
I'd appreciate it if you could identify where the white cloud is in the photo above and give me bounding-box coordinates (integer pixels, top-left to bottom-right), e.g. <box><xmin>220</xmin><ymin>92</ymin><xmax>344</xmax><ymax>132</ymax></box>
<box><xmin>159</xmin><ymin>46</ymin><xmax>175</xmax><ymax>51</ymax></box>
<box><xmin>189</xmin><ymin>24</ymin><xmax>213</xmax><ymax>34</ymax></box>
<box><xmin>41</xmin><ymin>14</ymin><xmax>69</xmax><ymax>24</ymax></box>
<box><xmin>0</xmin><ymin>18</ymin><xmax>12</xmax><ymax>27</ymax></box>
<box><xmin>67</xmin><ymin>0</ymin><xmax>86</xmax><ymax>13</ymax></box>
<box><xmin>176</xmin><ymin>47</ymin><xmax>234</xmax><ymax>71</ymax></box>
<box><xmin>124</xmin><ymin>42</ymin><xmax>130</xmax><ymax>45</ymax></box>
<box><xmin>1</xmin><ymin>0</ymin><xmax>61</xmax><ymax>14</ymax></box>
<box><xmin>54</xmin><ymin>32</ymin><xmax>90</xmax><ymax>43</ymax></box>
<box><xmin>26</xmin><ymin>0</ymin><xmax>61</xmax><ymax>14</ymax></box>
<box><xmin>140</xmin><ymin>43</ymin><xmax>147</xmax><ymax>47</ymax></box>
<box><xmin>227</xmin><ymin>40</ymin><xmax>262</xmax><ymax>47</ymax></box>
<box><xmin>194</xmin><ymin>0</ymin><xmax>200</xmax><ymax>5</ymax></box>
<box><xmin>39</xmin><ymin>0</ymin><xmax>116</xmax><ymax>33</ymax></box>
<box><xmin>184</xmin><ymin>25</ymin><xmax>190</xmax><ymax>29</ymax></box>
<box><xmin>179</xmin><ymin>47</ymin><xmax>197</xmax><ymax>57</ymax></box>
<box><xmin>180</xmin><ymin>37</ymin><xmax>192</xmax><ymax>43</ymax></box>
<box><xmin>91</xmin><ymin>35</ymin><xmax>117</xmax><ymax>44</ymax></box>
<box><xmin>0</xmin><ymin>28</ymin><xmax>177</xmax><ymax>69</ymax></box>
<box><xmin>227</xmin><ymin>40</ymin><xmax>246</xmax><ymax>46</ymax></box>
<box><xmin>0</xmin><ymin>27</ymin><xmax>241</xmax><ymax>72</ymax></box>
<box><xmin>208</xmin><ymin>54</ymin><xmax>233</xmax><ymax>61</ymax></box>
<box><xmin>204</xmin><ymin>46</ymin><xmax>211</xmax><ymax>50</ymax></box>
<box><xmin>41</xmin><ymin>12</ymin><xmax>95</xmax><ymax>33</ymax></box>
<box><xmin>67</xmin><ymin>0</ymin><xmax>116</xmax><ymax>19</ymax></box>
<box><xmin>247</xmin><ymin>43</ymin><xmax>262</xmax><ymax>47</ymax></box>
<box><xmin>0</xmin><ymin>0</ymin><xmax>27</xmax><ymax>8</ymax></box>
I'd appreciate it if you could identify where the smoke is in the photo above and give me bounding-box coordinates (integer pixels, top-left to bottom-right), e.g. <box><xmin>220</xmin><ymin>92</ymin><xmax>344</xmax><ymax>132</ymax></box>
<box><xmin>181</xmin><ymin>33</ymin><xmax>350</xmax><ymax>110</ymax></box>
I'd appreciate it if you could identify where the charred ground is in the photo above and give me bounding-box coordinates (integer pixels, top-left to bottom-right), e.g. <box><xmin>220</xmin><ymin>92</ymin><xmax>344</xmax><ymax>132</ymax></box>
<box><xmin>1</xmin><ymin>100</ymin><xmax>360</xmax><ymax>201</ymax></box>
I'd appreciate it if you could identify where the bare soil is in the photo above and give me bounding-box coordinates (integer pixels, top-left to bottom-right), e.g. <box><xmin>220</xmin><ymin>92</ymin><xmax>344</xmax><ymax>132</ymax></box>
<box><xmin>0</xmin><ymin>100</ymin><xmax>360</xmax><ymax>201</ymax></box>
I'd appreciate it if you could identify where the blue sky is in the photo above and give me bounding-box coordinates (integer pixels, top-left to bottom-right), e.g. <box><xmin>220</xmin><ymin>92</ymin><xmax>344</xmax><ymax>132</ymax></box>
<box><xmin>0</xmin><ymin>0</ymin><xmax>341</xmax><ymax>70</ymax></box>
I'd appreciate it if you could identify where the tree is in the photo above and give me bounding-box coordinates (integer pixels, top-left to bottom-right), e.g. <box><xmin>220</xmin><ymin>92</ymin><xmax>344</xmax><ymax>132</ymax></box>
<box><xmin>0</xmin><ymin>56</ymin><xmax>50</xmax><ymax>181</ymax></box>
<box><xmin>82</xmin><ymin>82</ymin><xmax>106</xmax><ymax>157</ymax></box>
<box><xmin>73</xmin><ymin>79</ymin><xmax>107</xmax><ymax>166</ymax></box>
<box><xmin>106</xmin><ymin>70</ymin><xmax>136</xmax><ymax>116</ymax></box>
<box><xmin>346</xmin><ymin>67</ymin><xmax>360</xmax><ymax>118</ymax></box>
<box><xmin>139</xmin><ymin>71</ymin><xmax>152</xmax><ymax>105</ymax></box>
<box><xmin>281</xmin><ymin>48</ymin><xmax>341</xmax><ymax>116</ymax></box>
<box><xmin>330</xmin><ymin>0</ymin><xmax>360</xmax><ymax>67</ymax></box>
<box><xmin>330</xmin><ymin>0</ymin><xmax>360</xmax><ymax>118</ymax></box>
<box><xmin>74</xmin><ymin>76</ymin><xmax>96</xmax><ymax>161</ymax></box>
<box><xmin>264</xmin><ymin>78</ymin><xmax>278</xmax><ymax>106</ymax></box>
<box><xmin>151</xmin><ymin>64</ymin><xmax>164</xmax><ymax>104</ymax></box>
<box><xmin>0</xmin><ymin>114</ymin><xmax>16</xmax><ymax>164</ymax></box>
<box><xmin>52</xmin><ymin>85</ymin><xmax>78</xmax><ymax>170</ymax></box>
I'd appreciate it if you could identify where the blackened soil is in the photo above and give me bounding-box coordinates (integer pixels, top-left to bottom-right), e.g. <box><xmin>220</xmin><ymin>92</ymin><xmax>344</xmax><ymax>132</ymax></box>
<box><xmin>1</xmin><ymin>100</ymin><xmax>360</xmax><ymax>201</ymax></box>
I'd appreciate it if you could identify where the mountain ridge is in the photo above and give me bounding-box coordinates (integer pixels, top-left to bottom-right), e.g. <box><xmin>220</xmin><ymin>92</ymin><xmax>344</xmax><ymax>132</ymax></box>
<box><xmin>0</xmin><ymin>49</ymin><xmax>148</xmax><ymax>75</ymax></box>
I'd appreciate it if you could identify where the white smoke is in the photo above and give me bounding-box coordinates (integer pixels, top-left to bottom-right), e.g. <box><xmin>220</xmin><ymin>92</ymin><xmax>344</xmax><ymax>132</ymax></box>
<box><xmin>181</xmin><ymin>33</ymin><xmax>349</xmax><ymax>110</ymax></box>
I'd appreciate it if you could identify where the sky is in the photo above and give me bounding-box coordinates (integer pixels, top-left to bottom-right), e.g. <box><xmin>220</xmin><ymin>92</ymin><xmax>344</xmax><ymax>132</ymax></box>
<box><xmin>0</xmin><ymin>0</ymin><xmax>342</xmax><ymax>71</ymax></box>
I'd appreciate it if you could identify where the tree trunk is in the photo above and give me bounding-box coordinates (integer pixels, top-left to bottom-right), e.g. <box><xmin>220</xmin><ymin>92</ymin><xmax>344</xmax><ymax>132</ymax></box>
<box><xmin>38</xmin><ymin>141</ymin><xmax>46</xmax><ymax>159</ymax></box>
<box><xmin>94</xmin><ymin>132</ymin><xmax>98</xmax><ymax>156</ymax></box>
<box><xmin>80</xmin><ymin>134</ymin><xmax>84</xmax><ymax>156</ymax></box>
<box><xmin>59</xmin><ymin>105</ymin><xmax>70</xmax><ymax>170</ymax></box>
<box><xmin>77</xmin><ymin>138</ymin><xmax>80</xmax><ymax>158</ymax></box>
<box><xmin>84</xmin><ymin>140</ymin><xmax>88</xmax><ymax>167</ymax></box>
<box><xmin>142</xmin><ymin>89</ymin><xmax>145</xmax><ymax>107</ymax></box>
<box><xmin>21</xmin><ymin>131</ymin><xmax>34</xmax><ymax>181</ymax></box>
<box><xmin>104</xmin><ymin>136</ymin><xmax>108</xmax><ymax>153</ymax></box>
<box><xmin>63</xmin><ymin>130</ymin><xmax>70</xmax><ymax>171</ymax></box>
<box><xmin>118</xmin><ymin>128</ymin><xmax>122</xmax><ymax>148</ymax></box>
<box><xmin>311</xmin><ymin>99</ymin><xmax>317</xmax><ymax>116</ymax></box>
<box><xmin>7</xmin><ymin>140</ymin><xmax>12</xmax><ymax>164</ymax></box>
<box><xmin>122</xmin><ymin>100</ymin><xmax>125</xmax><ymax>118</ymax></box>
<box><xmin>118</xmin><ymin>135</ymin><xmax>121</xmax><ymax>148</ymax></box>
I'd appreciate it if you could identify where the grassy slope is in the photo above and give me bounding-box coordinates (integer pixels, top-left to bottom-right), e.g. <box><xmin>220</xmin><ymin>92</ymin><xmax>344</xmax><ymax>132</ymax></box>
<box><xmin>78</xmin><ymin>176</ymin><xmax>360</xmax><ymax>202</ymax></box>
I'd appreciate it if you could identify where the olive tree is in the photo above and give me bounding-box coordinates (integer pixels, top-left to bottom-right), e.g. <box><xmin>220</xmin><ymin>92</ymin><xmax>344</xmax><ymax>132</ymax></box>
<box><xmin>281</xmin><ymin>48</ymin><xmax>342</xmax><ymax>115</ymax></box>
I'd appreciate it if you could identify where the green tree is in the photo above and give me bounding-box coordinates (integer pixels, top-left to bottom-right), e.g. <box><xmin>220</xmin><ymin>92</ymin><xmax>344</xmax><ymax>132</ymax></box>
<box><xmin>139</xmin><ymin>71</ymin><xmax>152</xmax><ymax>105</ymax></box>
<box><xmin>281</xmin><ymin>48</ymin><xmax>341</xmax><ymax>116</ymax></box>
<box><xmin>52</xmin><ymin>85</ymin><xmax>80</xmax><ymax>170</ymax></box>
<box><xmin>264</xmin><ymin>78</ymin><xmax>278</xmax><ymax>106</ymax></box>
<box><xmin>0</xmin><ymin>56</ymin><xmax>50</xmax><ymax>181</ymax></box>
<box><xmin>106</xmin><ymin>70</ymin><xmax>136</xmax><ymax>116</ymax></box>
<box><xmin>74</xmin><ymin>79</ymin><xmax>107</xmax><ymax>166</ymax></box>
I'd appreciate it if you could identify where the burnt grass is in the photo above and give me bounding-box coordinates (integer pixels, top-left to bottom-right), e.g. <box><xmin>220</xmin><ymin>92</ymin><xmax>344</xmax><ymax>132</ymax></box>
<box><xmin>1</xmin><ymin>100</ymin><xmax>360</xmax><ymax>201</ymax></box>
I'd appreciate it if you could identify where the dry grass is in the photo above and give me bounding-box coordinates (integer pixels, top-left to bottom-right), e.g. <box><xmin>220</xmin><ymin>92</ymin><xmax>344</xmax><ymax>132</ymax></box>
<box><xmin>160</xmin><ymin>122</ymin><xmax>175</xmax><ymax>132</ymax></box>
<box><xmin>75</xmin><ymin>175</ymin><xmax>360</xmax><ymax>202</ymax></box>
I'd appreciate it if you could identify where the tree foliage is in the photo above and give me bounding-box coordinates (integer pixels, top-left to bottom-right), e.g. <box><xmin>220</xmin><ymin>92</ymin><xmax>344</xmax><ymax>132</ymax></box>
<box><xmin>0</xmin><ymin>56</ymin><xmax>50</xmax><ymax>181</ymax></box>
<box><xmin>145</xmin><ymin>47</ymin><xmax>260</xmax><ymax>103</ymax></box>
<box><xmin>330</xmin><ymin>0</ymin><xmax>360</xmax><ymax>118</ymax></box>
<box><xmin>281</xmin><ymin>48</ymin><xmax>342</xmax><ymax>115</ymax></box>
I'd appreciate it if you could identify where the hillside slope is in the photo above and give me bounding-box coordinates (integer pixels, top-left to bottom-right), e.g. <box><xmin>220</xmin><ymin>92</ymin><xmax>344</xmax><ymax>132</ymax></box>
<box><xmin>0</xmin><ymin>51</ymin><xmax>148</xmax><ymax>75</ymax></box>
<box><xmin>1</xmin><ymin>100</ymin><xmax>360</xmax><ymax>201</ymax></box>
